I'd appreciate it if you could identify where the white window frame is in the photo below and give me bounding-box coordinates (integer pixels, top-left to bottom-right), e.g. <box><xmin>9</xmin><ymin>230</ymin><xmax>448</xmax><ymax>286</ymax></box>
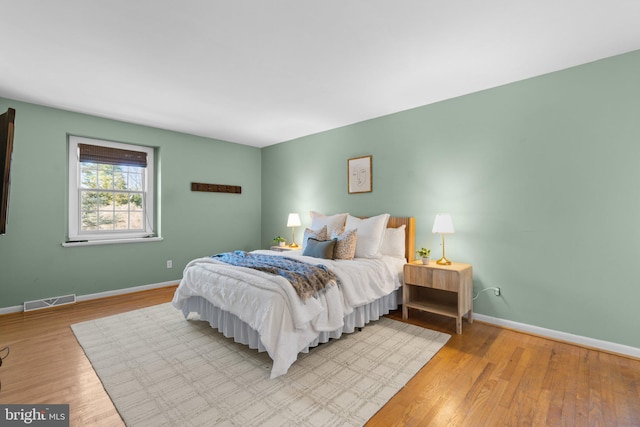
<box><xmin>67</xmin><ymin>136</ymin><xmax>155</xmax><ymax>243</ymax></box>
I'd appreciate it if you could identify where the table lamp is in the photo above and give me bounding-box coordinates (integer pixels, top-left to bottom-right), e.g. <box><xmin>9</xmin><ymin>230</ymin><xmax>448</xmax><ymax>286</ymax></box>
<box><xmin>432</xmin><ymin>213</ymin><xmax>454</xmax><ymax>265</ymax></box>
<box><xmin>287</xmin><ymin>213</ymin><xmax>301</xmax><ymax>248</ymax></box>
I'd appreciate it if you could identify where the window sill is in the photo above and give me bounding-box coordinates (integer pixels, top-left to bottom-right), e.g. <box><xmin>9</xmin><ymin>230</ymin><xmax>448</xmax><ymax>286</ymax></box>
<box><xmin>62</xmin><ymin>237</ymin><xmax>163</xmax><ymax>247</ymax></box>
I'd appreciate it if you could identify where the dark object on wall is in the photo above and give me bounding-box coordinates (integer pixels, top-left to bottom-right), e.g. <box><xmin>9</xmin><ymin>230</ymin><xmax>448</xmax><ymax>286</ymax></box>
<box><xmin>0</xmin><ymin>108</ymin><xmax>16</xmax><ymax>235</ymax></box>
<box><xmin>191</xmin><ymin>182</ymin><xmax>242</xmax><ymax>194</ymax></box>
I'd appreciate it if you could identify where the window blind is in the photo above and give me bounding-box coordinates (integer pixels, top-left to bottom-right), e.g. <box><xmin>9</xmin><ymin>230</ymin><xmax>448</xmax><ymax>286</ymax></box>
<box><xmin>78</xmin><ymin>143</ymin><xmax>147</xmax><ymax>167</ymax></box>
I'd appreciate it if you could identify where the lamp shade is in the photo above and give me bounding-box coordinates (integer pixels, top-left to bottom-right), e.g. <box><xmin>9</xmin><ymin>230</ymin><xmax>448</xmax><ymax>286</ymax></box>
<box><xmin>432</xmin><ymin>213</ymin><xmax>455</xmax><ymax>234</ymax></box>
<box><xmin>287</xmin><ymin>213</ymin><xmax>301</xmax><ymax>227</ymax></box>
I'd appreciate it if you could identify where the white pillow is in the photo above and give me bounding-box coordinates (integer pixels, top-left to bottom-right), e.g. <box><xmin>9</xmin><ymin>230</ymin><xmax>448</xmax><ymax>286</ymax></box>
<box><xmin>380</xmin><ymin>224</ymin><xmax>406</xmax><ymax>259</ymax></box>
<box><xmin>310</xmin><ymin>211</ymin><xmax>348</xmax><ymax>236</ymax></box>
<box><xmin>344</xmin><ymin>213</ymin><xmax>390</xmax><ymax>258</ymax></box>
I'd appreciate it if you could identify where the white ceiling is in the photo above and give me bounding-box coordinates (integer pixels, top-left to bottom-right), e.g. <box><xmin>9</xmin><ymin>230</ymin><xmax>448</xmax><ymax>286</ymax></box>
<box><xmin>2</xmin><ymin>1</ymin><xmax>640</xmax><ymax>148</ymax></box>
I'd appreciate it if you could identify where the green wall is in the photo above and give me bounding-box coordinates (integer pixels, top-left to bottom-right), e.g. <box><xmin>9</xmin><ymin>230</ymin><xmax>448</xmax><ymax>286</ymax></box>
<box><xmin>0</xmin><ymin>98</ymin><xmax>261</xmax><ymax>308</ymax></box>
<box><xmin>262</xmin><ymin>49</ymin><xmax>640</xmax><ymax>349</ymax></box>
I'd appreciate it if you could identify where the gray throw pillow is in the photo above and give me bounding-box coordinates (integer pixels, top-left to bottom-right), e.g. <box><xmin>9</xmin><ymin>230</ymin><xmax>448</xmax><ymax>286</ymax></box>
<box><xmin>302</xmin><ymin>238</ymin><xmax>337</xmax><ymax>259</ymax></box>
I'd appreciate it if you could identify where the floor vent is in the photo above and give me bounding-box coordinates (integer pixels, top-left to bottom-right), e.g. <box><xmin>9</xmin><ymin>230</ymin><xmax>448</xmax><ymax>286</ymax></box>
<box><xmin>24</xmin><ymin>294</ymin><xmax>77</xmax><ymax>312</ymax></box>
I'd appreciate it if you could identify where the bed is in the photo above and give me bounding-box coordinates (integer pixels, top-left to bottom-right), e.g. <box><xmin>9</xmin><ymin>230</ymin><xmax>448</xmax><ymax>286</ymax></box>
<box><xmin>172</xmin><ymin>214</ymin><xmax>415</xmax><ymax>378</ymax></box>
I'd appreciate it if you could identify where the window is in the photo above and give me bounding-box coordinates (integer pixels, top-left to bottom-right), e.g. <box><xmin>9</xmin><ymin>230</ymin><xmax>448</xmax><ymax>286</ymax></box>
<box><xmin>68</xmin><ymin>136</ymin><xmax>155</xmax><ymax>243</ymax></box>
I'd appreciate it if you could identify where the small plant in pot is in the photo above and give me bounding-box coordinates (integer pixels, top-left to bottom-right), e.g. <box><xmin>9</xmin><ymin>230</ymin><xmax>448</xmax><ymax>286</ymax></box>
<box><xmin>416</xmin><ymin>247</ymin><xmax>431</xmax><ymax>265</ymax></box>
<box><xmin>273</xmin><ymin>236</ymin><xmax>286</xmax><ymax>247</ymax></box>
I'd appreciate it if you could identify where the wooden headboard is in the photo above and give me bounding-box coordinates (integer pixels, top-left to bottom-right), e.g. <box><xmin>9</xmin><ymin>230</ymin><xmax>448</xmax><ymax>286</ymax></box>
<box><xmin>387</xmin><ymin>217</ymin><xmax>416</xmax><ymax>262</ymax></box>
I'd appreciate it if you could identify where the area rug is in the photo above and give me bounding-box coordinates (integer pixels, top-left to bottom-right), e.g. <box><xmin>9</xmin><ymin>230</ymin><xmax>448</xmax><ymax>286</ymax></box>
<box><xmin>71</xmin><ymin>303</ymin><xmax>449</xmax><ymax>426</ymax></box>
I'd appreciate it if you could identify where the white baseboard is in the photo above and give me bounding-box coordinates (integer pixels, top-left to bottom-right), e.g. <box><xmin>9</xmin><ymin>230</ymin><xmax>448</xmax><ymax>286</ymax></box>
<box><xmin>0</xmin><ymin>280</ymin><xmax>179</xmax><ymax>315</ymax></box>
<box><xmin>474</xmin><ymin>313</ymin><xmax>640</xmax><ymax>359</ymax></box>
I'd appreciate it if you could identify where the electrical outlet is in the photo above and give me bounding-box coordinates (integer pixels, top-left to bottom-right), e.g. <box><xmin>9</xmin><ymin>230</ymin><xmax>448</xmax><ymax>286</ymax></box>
<box><xmin>494</xmin><ymin>287</ymin><xmax>501</xmax><ymax>296</ymax></box>
<box><xmin>166</xmin><ymin>260</ymin><xmax>173</xmax><ymax>269</ymax></box>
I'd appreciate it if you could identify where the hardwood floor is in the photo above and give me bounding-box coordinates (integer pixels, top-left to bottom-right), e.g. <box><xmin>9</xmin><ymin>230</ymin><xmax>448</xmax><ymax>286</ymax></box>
<box><xmin>0</xmin><ymin>286</ymin><xmax>638</xmax><ymax>426</ymax></box>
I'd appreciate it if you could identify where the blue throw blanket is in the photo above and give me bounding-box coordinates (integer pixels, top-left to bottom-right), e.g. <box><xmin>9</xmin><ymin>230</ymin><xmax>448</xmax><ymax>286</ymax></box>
<box><xmin>213</xmin><ymin>251</ymin><xmax>337</xmax><ymax>300</ymax></box>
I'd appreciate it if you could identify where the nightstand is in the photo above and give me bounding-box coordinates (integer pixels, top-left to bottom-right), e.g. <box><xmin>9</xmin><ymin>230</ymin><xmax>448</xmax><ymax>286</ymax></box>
<box><xmin>270</xmin><ymin>245</ymin><xmax>300</xmax><ymax>252</ymax></box>
<box><xmin>403</xmin><ymin>261</ymin><xmax>473</xmax><ymax>334</ymax></box>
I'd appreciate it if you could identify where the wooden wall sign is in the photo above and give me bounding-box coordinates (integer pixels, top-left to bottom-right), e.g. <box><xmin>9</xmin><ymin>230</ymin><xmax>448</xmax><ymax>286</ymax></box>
<box><xmin>191</xmin><ymin>182</ymin><xmax>241</xmax><ymax>194</ymax></box>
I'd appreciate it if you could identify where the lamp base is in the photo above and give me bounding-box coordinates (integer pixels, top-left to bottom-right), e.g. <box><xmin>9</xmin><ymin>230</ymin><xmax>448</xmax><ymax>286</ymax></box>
<box><xmin>289</xmin><ymin>226</ymin><xmax>299</xmax><ymax>248</ymax></box>
<box><xmin>436</xmin><ymin>256</ymin><xmax>452</xmax><ymax>265</ymax></box>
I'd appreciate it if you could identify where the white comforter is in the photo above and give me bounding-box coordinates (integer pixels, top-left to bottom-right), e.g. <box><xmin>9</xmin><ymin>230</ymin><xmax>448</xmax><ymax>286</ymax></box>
<box><xmin>172</xmin><ymin>250</ymin><xmax>405</xmax><ymax>378</ymax></box>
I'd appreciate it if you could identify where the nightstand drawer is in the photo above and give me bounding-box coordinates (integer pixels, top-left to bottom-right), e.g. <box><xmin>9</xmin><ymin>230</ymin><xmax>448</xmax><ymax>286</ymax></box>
<box><xmin>404</xmin><ymin>265</ymin><xmax>433</xmax><ymax>287</ymax></box>
<box><xmin>404</xmin><ymin>265</ymin><xmax>459</xmax><ymax>291</ymax></box>
<box><xmin>433</xmin><ymin>270</ymin><xmax>459</xmax><ymax>292</ymax></box>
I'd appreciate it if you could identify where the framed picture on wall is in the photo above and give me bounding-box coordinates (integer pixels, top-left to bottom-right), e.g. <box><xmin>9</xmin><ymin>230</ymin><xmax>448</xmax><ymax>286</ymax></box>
<box><xmin>348</xmin><ymin>155</ymin><xmax>372</xmax><ymax>194</ymax></box>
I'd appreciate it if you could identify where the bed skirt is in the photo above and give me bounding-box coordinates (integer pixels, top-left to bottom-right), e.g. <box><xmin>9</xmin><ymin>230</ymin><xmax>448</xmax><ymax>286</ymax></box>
<box><xmin>179</xmin><ymin>288</ymin><xmax>402</xmax><ymax>355</ymax></box>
